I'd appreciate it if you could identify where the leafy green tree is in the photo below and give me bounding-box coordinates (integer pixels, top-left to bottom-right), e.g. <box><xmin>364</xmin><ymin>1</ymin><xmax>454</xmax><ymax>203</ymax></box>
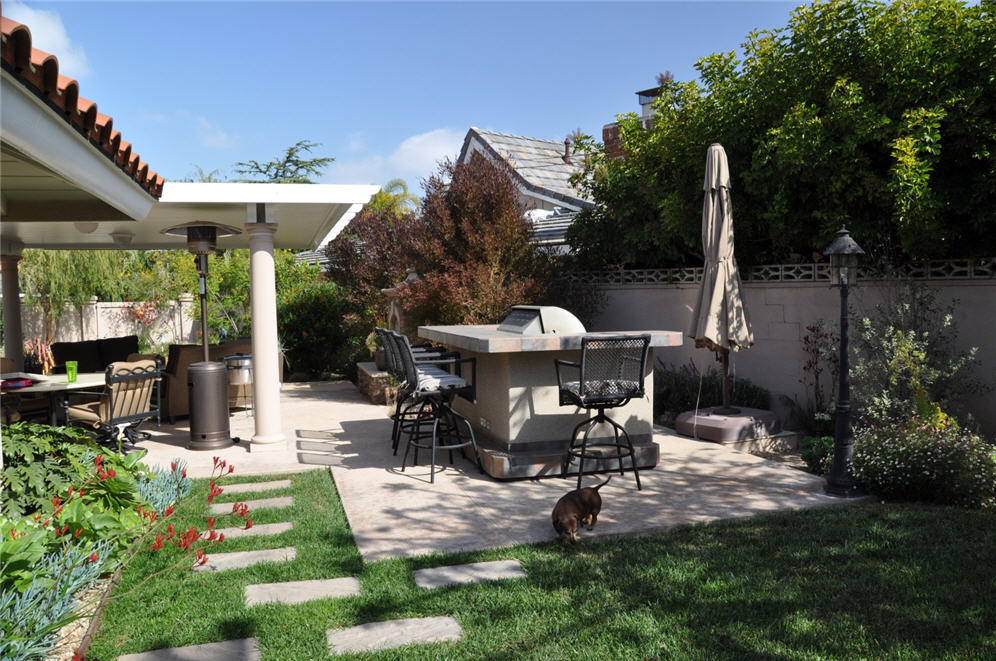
<box><xmin>569</xmin><ymin>0</ymin><xmax>996</xmax><ymax>269</ymax></box>
<box><xmin>19</xmin><ymin>251</ymin><xmax>128</xmax><ymax>342</ymax></box>
<box><xmin>233</xmin><ymin>139</ymin><xmax>334</xmax><ymax>183</ymax></box>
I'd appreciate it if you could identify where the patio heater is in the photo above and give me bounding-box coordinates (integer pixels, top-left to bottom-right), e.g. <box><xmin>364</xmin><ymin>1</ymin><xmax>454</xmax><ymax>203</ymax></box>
<box><xmin>823</xmin><ymin>226</ymin><xmax>865</xmax><ymax>497</ymax></box>
<box><xmin>162</xmin><ymin>222</ymin><xmax>242</xmax><ymax>450</ymax></box>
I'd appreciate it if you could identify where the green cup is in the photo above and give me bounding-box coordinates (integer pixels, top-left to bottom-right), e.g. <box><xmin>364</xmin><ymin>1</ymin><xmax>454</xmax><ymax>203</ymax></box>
<box><xmin>66</xmin><ymin>361</ymin><xmax>78</xmax><ymax>383</ymax></box>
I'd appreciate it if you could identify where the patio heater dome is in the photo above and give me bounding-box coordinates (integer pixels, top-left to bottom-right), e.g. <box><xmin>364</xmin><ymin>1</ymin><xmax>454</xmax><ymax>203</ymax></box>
<box><xmin>162</xmin><ymin>221</ymin><xmax>242</xmax><ymax>254</ymax></box>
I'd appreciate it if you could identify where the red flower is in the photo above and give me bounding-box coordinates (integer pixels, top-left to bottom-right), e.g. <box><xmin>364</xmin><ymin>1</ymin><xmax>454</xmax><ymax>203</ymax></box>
<box><xmin>72</xmin><ymin>650</ymin><xmax>85</xmax><ymax>661</ymax></box>
<box><xmin>163</xmin><ymin>505</ymin><xmax>175</xmax><ymax>518</ymax></box>
<box><xmin>212</xmin><ymin>456</ymin><xmax>220</xmax><ymax>467</ymax></box>
<box><xmin>217</xmin><ymin>533</ymin><xmax>225</xmax><ymax>543</ymax></box>
<box><xmin>107</xmin><ymin>468</ymin><xmax>117</xmax><ymax>478</ymax></box>
<box><xmin>151</xmin><ymin>536</ymin><xmax>164</xmax><ymax>551</ymax></box>
<box><xmin>166</xmin><ymin>523</ymin><xmax>176</xmax><ymax>540</ymax></box>
<box><xmin>89</xmin><ymin>553</ymin><xmax>99</xmax><ymax>564</ymax></box>
<box><xmin>206</xmin><ymin>529</ymin><xmax>218</xmax><ymax>541</ymax></box>
<box><xmin>171</xmin><ymin>461</ymin><xmax>177</xmax><ymax>472</ymax></box>
<box><xmin>228</xmin><ymin>465</ymin><xmax>234</xmax><ymax>474</ymax></box>
<box><xmin>244</xmin><ymin>518</ymin><xmax>253</xmax><ymax>530</ymax></box>
<box><xmin>52</xmin><ymin>496</ymin><xmax>62</xmax><ymax>507</ymax></box>
<box><xmin>182</xmin><ymin>468</ymin><xmax>187</xmax><ymax>478</ymax></box>
<box><xmin>206</xmin><ymin>517</ymin><xmax>215</xmax><ymax>529</ymax></box>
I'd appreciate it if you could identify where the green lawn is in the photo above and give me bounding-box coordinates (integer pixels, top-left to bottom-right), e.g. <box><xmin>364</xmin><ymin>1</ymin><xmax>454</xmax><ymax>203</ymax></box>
<box><xmin>88</xmin><ymin>469</ymin><xmax>995</xmax><ymax>660</ymax></box>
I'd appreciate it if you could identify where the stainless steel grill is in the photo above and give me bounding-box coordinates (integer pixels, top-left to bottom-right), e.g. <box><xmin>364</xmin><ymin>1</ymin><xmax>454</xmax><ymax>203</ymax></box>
<box><xmin>497</xmin><ymin>306</ymin><xmax>586</xmax><ymax>335</ymax></box>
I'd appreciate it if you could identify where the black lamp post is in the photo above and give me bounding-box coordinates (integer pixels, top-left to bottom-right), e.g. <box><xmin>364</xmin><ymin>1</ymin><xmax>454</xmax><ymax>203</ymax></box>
<box><xmin>823</xmin><ymin>226</ymin><xmax>865</xmax><ymax>497</ymax></box>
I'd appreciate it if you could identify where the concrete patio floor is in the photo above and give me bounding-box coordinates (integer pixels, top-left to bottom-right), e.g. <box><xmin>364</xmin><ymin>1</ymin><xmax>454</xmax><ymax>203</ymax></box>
<box><xmin>137</xmin><ymin>381</ymin><xmax>843</xmax><ymax>562</ymax></box>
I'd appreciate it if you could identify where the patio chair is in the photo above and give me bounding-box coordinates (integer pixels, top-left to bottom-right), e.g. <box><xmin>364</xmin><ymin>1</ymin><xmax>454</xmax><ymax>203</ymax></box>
<box><xmin>376</xmin><ymin>328</ymin><xmax>456</xmax><ymax>454</ymax></box>
<box><xmin>391</xmin><ymin>330</ymin><xmax>482</xmax><ymax>483</ymax></box>
<box><xmin>65</xmin><ymin>358</ymin><xmax>161</xmax><ymax>452</ymax></box>
<box><xmin>555</xmin><ymin>334</ymin><xmax>651</xmax><ymax>490</ymax></box>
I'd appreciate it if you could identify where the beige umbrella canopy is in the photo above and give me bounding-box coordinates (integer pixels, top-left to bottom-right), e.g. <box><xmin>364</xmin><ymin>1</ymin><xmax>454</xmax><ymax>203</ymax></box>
<box><xmin>687</xmin><ymin>143</ymin><xmax>754</xmax><ymax>412</ymax></box>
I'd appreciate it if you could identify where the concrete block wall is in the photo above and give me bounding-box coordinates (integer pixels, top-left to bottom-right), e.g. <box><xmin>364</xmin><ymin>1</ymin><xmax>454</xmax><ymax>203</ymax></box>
<box><xmin>588</xmin><ymin>279</ymin><xmax>996</xmax><ymax>438</ymax></box>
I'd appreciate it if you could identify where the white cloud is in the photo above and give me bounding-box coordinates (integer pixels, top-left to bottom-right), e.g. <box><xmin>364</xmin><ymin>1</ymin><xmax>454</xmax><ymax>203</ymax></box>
<box><xmin>325</xmin><ymin>127</ymin><xmax>464</xmax><ymax>190</ymax></box>
<box><xmin>5</xmin><ymin>1</ymin><xmax>91</xmax><ymax>79</ymax></box>
<box><xmin>196</xmin><ymin>116</ymin><xmax>236</xmax><ymax>149</ymax></box>
<box><xmin>344</xmin><ymin>132</ymin><xmax>366</xmax><ymax>154</ymax></box>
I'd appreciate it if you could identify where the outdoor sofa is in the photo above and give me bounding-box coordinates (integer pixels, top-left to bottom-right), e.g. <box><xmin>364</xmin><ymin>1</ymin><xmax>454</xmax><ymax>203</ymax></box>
<box><xmin>162</xmin><ymin>339</ymin><xmax>255</xmax><ymax>421</ymax></box>
<box><xmin>50</xmin><ymin>335</ymin><xmax>140</xmax><ymax>374</ymax></box>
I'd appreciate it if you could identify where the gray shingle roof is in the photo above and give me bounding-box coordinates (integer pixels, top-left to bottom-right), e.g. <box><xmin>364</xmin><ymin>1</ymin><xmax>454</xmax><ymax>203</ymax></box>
<box><xmin>458</xmin><ymin>128</ymin><xmax>593</xmax><ymax>210</ymax></box>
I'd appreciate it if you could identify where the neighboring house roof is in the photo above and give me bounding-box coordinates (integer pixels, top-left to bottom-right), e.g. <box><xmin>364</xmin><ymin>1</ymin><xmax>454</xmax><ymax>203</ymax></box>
<box><xmin>526</xmin><ymin>206</ymin><xmax>578</xmax><ymax>254</ymax></box>
<box><xmin>295</xmin><ymin>248</ymin><xmax>329</xmax><ymax>267</ymax></box>
<box><xmin>1</xmin><ymin>17</ymin><xmax>164</xmax><ymax>197</ymax></box>
<box><xmin>458</xmin><ymin>127</ymin><xmax>593</xmax><ymax>211</ymax></box>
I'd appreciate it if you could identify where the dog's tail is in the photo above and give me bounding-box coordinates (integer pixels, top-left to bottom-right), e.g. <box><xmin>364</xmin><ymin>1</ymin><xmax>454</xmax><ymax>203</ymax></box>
<box><xmin>593</xmin><ymin>475</ymin><xmax>612</xmax><ymax>491</ymax></box>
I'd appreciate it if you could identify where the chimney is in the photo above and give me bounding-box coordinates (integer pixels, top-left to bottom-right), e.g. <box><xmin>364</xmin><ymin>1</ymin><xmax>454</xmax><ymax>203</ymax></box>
<box><xmin>562</xmin><ymin>138</ymin><xmax>572</xmax><ymax>165</ymax></box>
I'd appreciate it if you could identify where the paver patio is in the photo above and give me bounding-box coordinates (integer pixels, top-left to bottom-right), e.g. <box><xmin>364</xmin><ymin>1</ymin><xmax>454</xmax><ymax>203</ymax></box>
<box><xmin>136</xmin><ymin>381</ymin><xmax>842</xmax><ymax>562</ymax></box>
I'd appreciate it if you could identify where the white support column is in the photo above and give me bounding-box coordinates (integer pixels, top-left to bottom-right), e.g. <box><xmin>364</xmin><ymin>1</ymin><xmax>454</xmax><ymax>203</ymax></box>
<box><xmin>246</xmin><ymin>223</ymin><xmax>285</xmax><ymax>449</ymax></box>
<box><xmin>1</xmin><ymin>240</ymin><xmax>25</xmax><ymax>370</ymax></box>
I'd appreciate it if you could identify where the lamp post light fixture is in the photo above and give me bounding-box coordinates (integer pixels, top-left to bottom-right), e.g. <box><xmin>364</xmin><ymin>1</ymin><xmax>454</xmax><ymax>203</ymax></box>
<box><xmin>823</xmin><ymin>225</ymin><xmax>865</xmax><ymax>497</ymax></box>
<box><xmin>162</xmin><ymin>222</ymin><xmax>242</xmax><ymax>363</ymax></box>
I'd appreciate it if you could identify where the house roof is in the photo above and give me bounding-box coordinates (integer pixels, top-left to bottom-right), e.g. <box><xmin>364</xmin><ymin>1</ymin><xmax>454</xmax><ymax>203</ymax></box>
<box><xmin>1</xmin><ymin>17</ymin><xmax>163</xmax><ymax>197</ymax></box>
<box><xmin>458</xmin><ymin>127</ymin><xmax>593</xmax><ymax>211</ymax></box>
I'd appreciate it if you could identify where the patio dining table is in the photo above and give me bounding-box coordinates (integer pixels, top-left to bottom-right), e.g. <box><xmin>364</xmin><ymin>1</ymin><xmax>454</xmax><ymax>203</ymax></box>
<box><xmin>1</xmin><ymin>372</ymin><xmax>106</xmax><ymax>425</ymax></box>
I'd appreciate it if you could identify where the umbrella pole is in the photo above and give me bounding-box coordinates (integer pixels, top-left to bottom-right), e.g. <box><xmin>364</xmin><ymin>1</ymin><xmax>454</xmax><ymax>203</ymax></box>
<box><xmin>714</xmin><ymin>349</ymin><xmax>740</xmax><ymax>416</ymax></box>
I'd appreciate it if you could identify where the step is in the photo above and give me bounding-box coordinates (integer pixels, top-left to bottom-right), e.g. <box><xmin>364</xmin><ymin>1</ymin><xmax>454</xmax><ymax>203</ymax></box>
<box><xmin>212</xmin><ymin>521</ymin><xmax>293</xmax><ymax>540</ymax></box>
<box><xmin>118</xmin><ymin>638</ymin><xmax>260</xmax><ymax>661</ymax></box>
<box><xmin>326</xmin><ymin>616</ymin><xmax>461</xmax><ymax>654</ymax></box>
<box><xmin>209</xmin><ymin>495</ymin><xmax>293</xmax><ymax>515</ymax></box>
<box><xmin>224</xmin><ymin>479</ymin><xmax>292</xmax><ymax>494</ymax></box>
<box><xmin>245</xmin><ymin>577</ymin><xmax>361</xmax><ymax>606</ymax></box>
<box><xmin>414</xmin><ymin>559</ymin><xmax>526</xmax><ymax>589</ymax></box>
<box><xmin>193</xmin><ymin>546</ymin><xmax>296</xmax><ymax>572</ymax></box>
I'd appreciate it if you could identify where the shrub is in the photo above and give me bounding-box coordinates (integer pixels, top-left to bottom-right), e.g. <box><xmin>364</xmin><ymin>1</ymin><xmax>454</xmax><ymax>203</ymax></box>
<box><xmin>1</xmin><ymin>423</ymin><xmax>96</xmax><ymax>518</ymax></box>
<box><xmin>852</xmin><ymin>417</ymin><xmax>996</xmax><ymax>508</ymax></box>
<box><xmin>852</xmin><ymin>283</ymin><xmax>987</xmax><ymax>428</ymax></box>
<box><xmin>654</xmin><ymin>358</ymin><xmax>771</xmax><ymax>424</ymax></box>
<box><xmin>800</xmin><ymin>436</ymin><xmax>835</xmax><ymax>475</ymax></box>
<box><xmin>277</xmin><ymin>279</ymin><xmax>361</xmax><ymax>379</ymax></box>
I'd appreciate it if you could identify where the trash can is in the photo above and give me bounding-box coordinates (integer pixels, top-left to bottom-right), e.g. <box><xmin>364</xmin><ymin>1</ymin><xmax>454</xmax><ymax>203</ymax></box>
<box><xmin>223</xmin><ymin>353</ymin><xmax>253</xmax><ymax>411</ymax></box>
<box><xmin>187</xmin><ymin>361</ymin><xmax>231</xmax><ymax>450</ymax></box>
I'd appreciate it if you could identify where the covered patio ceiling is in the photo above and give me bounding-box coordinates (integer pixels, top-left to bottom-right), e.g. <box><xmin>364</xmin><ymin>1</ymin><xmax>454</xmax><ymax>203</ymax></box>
<box><xmin>2</xmin><ymin>181</ymin><xmax>380</xmax><ymax>251</ymax></box>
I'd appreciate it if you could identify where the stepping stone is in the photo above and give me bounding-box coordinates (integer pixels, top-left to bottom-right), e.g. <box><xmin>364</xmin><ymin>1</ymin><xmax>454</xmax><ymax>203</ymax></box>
<box><xmin>118</xmin><ymin>638</ymin><xmax>260</xmax><ymax>661</ymax></box>
<box><xmin>212</xmin><ymin>521</ymin><xmax>293</xmax><ymax>540</ymax></box>
<box><xmin>326</xmin><ymin>616</ymin><xmax>461</xmax><ymax>654</ymax></box>
<box><xmin>245</xmin><ymin>577</ymin><xmax>361</xmax><ymax>606</ymax></box>
<box><xmin>224</xmin><ymin>479</ymin><xmax>292</xmax><ymax>494</ymax></box>
<box><xmin>209</xmin><ymin>495</ymin><xmax>293</xmax><ymax>515</ymax></box>
<box><xmin>414</xmin><ymin>559</ymin><xmax>527</xmax><ymax>589</ymax></box>
<box><xmin>193</xmin><ymin>546</ymin><xmax>296</xmax><ymax>573</ymax></box>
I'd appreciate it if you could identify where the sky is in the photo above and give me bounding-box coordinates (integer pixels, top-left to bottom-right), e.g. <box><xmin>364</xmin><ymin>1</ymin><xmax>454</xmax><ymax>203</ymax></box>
<box><xmin>6</xmin><ymin>1</ymin><xmax>799</xmax><ymax>193</ymax></box>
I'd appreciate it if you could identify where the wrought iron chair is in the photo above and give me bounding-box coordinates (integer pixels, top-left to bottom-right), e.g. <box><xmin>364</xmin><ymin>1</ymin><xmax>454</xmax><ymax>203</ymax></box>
<box><xmin>555</xmin><ymin>334</ymin><xmax>651</xmax><ymax>490</ymax></box>
<box><xmin>391</xmin><ymin>330</ymin><xmax>482</xmax><ymax>483</ymax></box>
<box><xmin>65</xmin><ymin>358</ymin><xmax>161</xmax><ymax>452</ymax></box>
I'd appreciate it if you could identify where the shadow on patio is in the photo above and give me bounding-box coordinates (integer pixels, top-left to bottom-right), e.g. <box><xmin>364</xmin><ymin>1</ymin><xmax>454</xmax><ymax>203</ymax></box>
<box><xmin>137</xmin><ymin>380</ymin><xmax>842</xmax><ymax>562</ymax></box>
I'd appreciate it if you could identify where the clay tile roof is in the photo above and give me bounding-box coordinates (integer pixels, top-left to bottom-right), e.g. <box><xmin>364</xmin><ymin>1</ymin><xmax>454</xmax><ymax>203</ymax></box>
<box><xmin>1</xmin><ymin>16</ymin><xmax>163</xmax><ymax>197</ymax></box>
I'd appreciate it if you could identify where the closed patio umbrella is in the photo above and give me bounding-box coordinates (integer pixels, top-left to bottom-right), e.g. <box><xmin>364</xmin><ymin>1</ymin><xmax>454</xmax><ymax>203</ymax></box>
<box><xmin>687</xmin><ymin>143</ymin><xmax>753</xmax><ymax>413</ymax></box>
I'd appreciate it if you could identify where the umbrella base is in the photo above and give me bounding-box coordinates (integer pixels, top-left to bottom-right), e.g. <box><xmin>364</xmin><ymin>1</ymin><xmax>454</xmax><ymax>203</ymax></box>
<box><xmin>674</xmin><ymin>406</ymin><xmax>781</xmax><ymax>444</ymax></box>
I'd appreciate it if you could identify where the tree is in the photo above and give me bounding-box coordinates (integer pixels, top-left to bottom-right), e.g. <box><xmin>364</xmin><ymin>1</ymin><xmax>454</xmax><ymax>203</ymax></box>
<box><xmin>233</xmin><ymin>139</ymin><xmax>334</xmax><ymax>183</ymax></box>
<box><xmin>19</xmin><ymin>251</ymin><xmax>128</xmax><ymax>342</ymax></box>
<box><xmin>366</xmin><ymin>178</ymin><xmax>420</xmax><ymax>218</ymax></box>
<box><xmin>400</xmin><ymin>155</ymin><xmax>560</xmax><ymax>325</ymax></box>
<box><xmin>569</xmin><ymin>0</ymin><xmax>996</xmax><ymax>269</ymax></box>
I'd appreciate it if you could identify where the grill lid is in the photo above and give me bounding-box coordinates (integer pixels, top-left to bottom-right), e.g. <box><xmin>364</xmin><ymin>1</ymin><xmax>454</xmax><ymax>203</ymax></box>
<box><xmin>497</xmin><ymin>306</ymin><xmax>586</xmax><ymax>335</ymax></box>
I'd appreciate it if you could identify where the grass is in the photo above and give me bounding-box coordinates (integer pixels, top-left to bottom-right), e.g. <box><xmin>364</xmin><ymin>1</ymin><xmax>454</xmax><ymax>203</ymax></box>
<box><xmin>88</xmin><ymin>469</ymin><xmax>996</xmax><ymax>660</ymax></box>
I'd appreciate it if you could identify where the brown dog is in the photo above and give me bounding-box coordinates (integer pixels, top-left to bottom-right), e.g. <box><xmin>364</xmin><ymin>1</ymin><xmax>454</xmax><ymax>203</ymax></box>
<box><xmin>551</xmin><ymin>476</ymin><xmax>611</xmax><ymax>543</ymax></box>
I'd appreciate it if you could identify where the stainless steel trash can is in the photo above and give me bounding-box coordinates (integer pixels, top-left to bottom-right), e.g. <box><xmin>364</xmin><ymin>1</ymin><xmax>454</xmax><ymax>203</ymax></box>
<box><xmin>223</xmin><ymin>353</ymin><xmax>253</xmax><ymax>412</ymax></box>
<box><xmin>187</xmin><ymin>361</ymin><xmax>231</xmax><ymax>450</ymax></box>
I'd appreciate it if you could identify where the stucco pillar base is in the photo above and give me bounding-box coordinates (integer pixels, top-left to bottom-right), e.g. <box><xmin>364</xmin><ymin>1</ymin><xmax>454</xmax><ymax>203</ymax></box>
<box><xmin>249</xmin><ymin>435</ymin><xmax>287</xmax><ymax>451</ymax></box>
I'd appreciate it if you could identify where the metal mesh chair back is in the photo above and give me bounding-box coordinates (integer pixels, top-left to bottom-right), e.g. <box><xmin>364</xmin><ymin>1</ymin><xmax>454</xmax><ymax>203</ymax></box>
<box><xmin>106</xmin><ymin>359</ymin><xmax>159</xmax><ymax>423</ymax></box>
<box><xmin>579</xmin><ymin>335</ymin><xmax>650</xmax><ymax>402</ymax></box>
<box><xmin>376</xmin><ymin>328</ymin><xmax>401</xmax><ymax>379</ymax></box>
<box><xmin>390</xmin><ymin>331</ymin><xmax>421</xmax><ymax>390</ymax></box>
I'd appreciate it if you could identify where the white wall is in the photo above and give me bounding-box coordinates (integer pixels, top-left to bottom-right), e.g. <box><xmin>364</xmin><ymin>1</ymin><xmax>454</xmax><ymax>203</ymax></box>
<box><xmin>20</xmin><ymin>294</ymin><xmax>199</xmax><ymax>349</ymax></box>
<box><xmin>589</xmin><ymin>278</ymin><xmax>996</xmax><ymax>438</ymax></box>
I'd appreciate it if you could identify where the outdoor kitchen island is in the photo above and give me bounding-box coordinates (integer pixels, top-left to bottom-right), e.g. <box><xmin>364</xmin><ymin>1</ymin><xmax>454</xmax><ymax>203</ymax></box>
<box><xmin>419</xmin><ymin>306</ymin><xmax>682</xmax><ymax>479</ymax></box>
